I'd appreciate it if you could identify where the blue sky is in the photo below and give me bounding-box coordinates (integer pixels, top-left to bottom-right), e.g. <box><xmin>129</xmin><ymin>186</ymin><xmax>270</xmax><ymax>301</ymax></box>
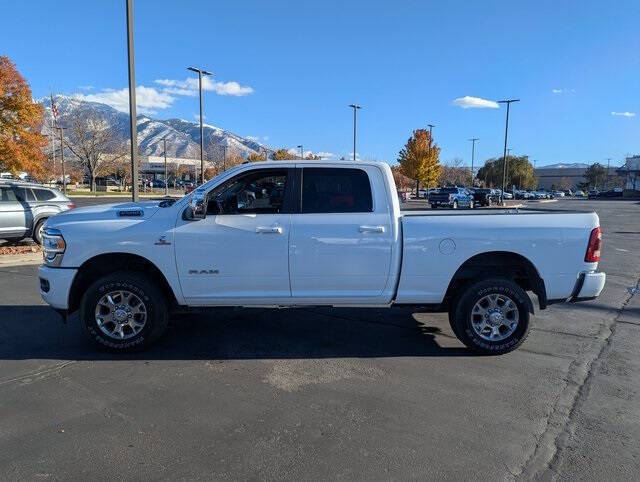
<box><xmin>2</xmin><ymin>0</ymin><xmax>638</xmax><ymax>166</ymax></box>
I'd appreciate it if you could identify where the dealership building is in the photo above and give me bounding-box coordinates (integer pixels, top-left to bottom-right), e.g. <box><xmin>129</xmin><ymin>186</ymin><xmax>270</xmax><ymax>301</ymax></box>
<box><xmin>534</xmin><ymin>166</ymin><xmax>588</xmax><ymax>190</ymax></box>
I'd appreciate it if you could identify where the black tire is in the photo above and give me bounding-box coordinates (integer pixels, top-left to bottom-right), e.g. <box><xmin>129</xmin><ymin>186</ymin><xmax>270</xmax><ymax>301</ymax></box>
<box><xmin>80</xmin><ymin>271</ymin><xmax>169</xmax><ymax>352</ymax></box>
<box><xmin>452</xmin><ymin>278</ymin><xmax>531</xmax><ymax>355</ymax></box>
<box><xmin>32</xmin><ymin>218</ymin><xmax>47</xmax><ymax>245</ymax></box>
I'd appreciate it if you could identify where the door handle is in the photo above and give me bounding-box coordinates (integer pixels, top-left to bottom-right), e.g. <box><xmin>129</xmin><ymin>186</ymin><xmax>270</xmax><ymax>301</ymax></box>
<box><xmin>359</xmin><ymin>225</ymin><xmax>385</xmax><ymax>233</ymax></box>
<box><xmin>256</xmin><ymin>226</ymin><xmax>283</xmax><ymax>234</ymax></box>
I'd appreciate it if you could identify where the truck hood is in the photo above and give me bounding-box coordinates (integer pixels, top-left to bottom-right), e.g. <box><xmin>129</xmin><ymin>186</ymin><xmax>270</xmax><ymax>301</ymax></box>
<box><xmin>47</xmin><ymin>200</ymin><xmax>164</xmax><ymax>226</ymax></box>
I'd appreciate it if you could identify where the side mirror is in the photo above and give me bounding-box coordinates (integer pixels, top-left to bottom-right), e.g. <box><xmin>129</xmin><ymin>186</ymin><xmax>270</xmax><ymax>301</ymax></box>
<box><xmin>186</xmin><ymin>190</ymin><xmax>206</xmax><ymax>220</ymax></box>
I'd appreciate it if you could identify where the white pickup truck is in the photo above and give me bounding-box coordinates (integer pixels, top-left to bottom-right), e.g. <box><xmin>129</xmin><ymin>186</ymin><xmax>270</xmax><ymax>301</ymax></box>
<box><xmin>39</xmin><ymin>161</ymin><xmax>605</xmax><ymax>354</ymax></box>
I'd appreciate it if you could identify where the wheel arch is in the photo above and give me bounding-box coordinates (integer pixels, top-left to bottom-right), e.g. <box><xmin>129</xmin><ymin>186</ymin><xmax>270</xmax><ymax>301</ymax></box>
<box><xmin>68</xmin><ymin>252</ymin><xmax>179</xmax><ymax>314</ymax></box>
<box><xmin>444</xmin><ymin>251</ymin><xmax>547</xmax><ymax>313</ymax></box>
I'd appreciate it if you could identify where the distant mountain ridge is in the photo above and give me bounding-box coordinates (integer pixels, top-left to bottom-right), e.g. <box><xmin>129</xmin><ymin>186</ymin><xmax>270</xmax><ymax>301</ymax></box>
<box><xmin>540</xmin><ymin>163</ymin><xmax>591</xmax><ymax>169</ymax></box>
<box><xmin>41</xmin><ymin>95</ymin><xmax>272</xmax><ymax>160</ymax></box>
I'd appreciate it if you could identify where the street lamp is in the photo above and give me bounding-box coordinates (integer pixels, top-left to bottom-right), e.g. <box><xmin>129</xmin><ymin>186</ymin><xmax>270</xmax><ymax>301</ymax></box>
<box><xmin>187</xmin><ymin>66</ymin><xmax>213</xmax><ymax>185</ymax></box>
<box><xmin>163</xmin><ymin>137</ymin><xmax>168</xmax><ymax>196</ymax></box>
<box><xmin>348</xmin><ymin>104</ymin><xmax>361</xmax><ymax>161</ymax></box>
<box><xmin>297</xmin><ymin>144</ymin><xmax>303</xmax><ymax>160</ymax></box>
<box><xmin>498</xmin><ymin>99</ymin><xmax>520</xmax><ymax>203</ymax></box>
<box><xmin>468</xmin><ymin>138</ymin><xmax>478</xmax><ymax>186</ymax></box>
<box><xmin>126</xmin><ymin>0</ymin><xmax>139</xmax><ymax>202</ymax></box>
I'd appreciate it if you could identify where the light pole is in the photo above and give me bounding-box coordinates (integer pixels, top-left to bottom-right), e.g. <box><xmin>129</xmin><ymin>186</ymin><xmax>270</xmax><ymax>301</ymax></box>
<box><xmin>606</xmin><ymin>158</ymin><xmax>611</xmax><ymax>189</ymax></box>
<box><xmin>187</xmin><ymin>66</ymin><xmax>213</xmax><ymax>185</ymax></box>
<box><xmin>53</xmin><ymin>126</ymin><xmax>66</xmax><ymax>195</ymax></box>
<box><xmin>126</xmin><ymin>0</ymin><xmax>139</xmax><ymax>202</ymax></box>
<box><xmin>468</xmin><ymin>138</ymin><xmax>478</xmax><ymax>186</ymax></box>
<box><xmin>163</xmin><ymin>138</ymin><xmax>168</xmax><ymax>196</ymax></box>
<box><xmin>297</xmin><ymin>144</ymin><xmax>303</xmax><ymax>160</ymax></box>
<box><xmin>349</xmin><ymin>104</ymin><xmax>361</xmax><ymax>161</ymax></box>
<box><xmin>498</xmin><ymin>99</ymin><xmax>520</xmax><ymax>203</ymax></box>
<box><xmin>223</xmin><ymin>144</ymin><xmax>227</xmax><ymax>170</ymax></box>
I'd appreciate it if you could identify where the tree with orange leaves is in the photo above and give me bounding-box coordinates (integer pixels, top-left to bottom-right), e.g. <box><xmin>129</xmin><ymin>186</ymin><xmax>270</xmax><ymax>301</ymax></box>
<box><xmin>0</xmin><ymin>56</ymin><xmax>47</xmax><ymax>176</ymax></box>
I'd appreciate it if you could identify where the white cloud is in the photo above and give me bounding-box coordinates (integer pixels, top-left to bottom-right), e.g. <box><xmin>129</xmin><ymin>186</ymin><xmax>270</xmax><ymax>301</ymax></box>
<box><xmin>316</xmin><ymin>151</ymin><xmax>334</xmax><ymax>159</ymax></box>
<box><xmin>552</xmin><ymin>88</ymin><xmax>575</xmax><ymax>94</ymax></box>
<box><xmin>611</xmin><ymin>111</ymin><xmax>636</xmax><ymax>117</ymax></box>
<box><xmin>453</xmin><ymin>96</ymin><xmax>499</xmax><ymax>109</ymax></box>
<box><xmin>154</xmin><ymin>77</ymin><xmax>254</xmax><ymax>97</ymax></box>
<box><xmin>78</xmin><ymin>85</ymin><xmax>94</xmax><ymax>91</ymax></box>
<box><xmin>246</xmin><ymin>136</ymin><xmax>259</xmax><ymax>141</ymax></box>
<box><xmin>72</xmin><ymin>85</ymin><xmax>174</xmax><ymax>114</ymax></box>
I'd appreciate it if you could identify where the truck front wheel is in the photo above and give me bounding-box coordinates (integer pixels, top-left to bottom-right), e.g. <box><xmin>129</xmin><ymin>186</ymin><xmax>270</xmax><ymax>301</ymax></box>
<box><xmin>452</xmin><ymin>278</ymin><xmax>531</xmax><ymax>355</ymax></box>
<box><xmin>80</xmin><ymin>271</ymin><xmax>169</xmax><ymax>352</ymax></box>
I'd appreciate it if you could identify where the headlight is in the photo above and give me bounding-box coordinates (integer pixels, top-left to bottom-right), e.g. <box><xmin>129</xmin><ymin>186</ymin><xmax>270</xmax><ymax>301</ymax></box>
<box><xmin>42</xmin><ymin>228</ymin><xmax>66</xmax><ymax>267</ymax></box>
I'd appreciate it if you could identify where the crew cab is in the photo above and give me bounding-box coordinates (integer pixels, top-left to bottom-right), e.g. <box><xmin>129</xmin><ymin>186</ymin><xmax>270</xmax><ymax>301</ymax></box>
<box><xmin>38</xmin><ymin>161</ymin><xmax>606</xmax><ymax>354</ymax></box>
<box><xmin>428</xmin><ymin>187</ymin><xmax>474</xmax><ymax>209</ymax></box>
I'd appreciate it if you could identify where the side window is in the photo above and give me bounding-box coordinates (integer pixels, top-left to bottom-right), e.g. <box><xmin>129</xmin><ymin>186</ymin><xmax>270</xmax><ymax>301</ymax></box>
<box><xmin>208</xmin><ymin>169</ymin><xmax>289</xmax><ymax>215</ymax></box>
<box><xmin>0</xmin><ymin>187</ymin><xmax>19</xmax><ymax>202</ymax></box>
<box><xmin>12</xmin><ymin>187</ymin><xmax>35</xmax><ymax>202</ymax></box>
<box><xmin>33</xmin><ymin>189</ymin><xmax>56</xmax><ymax>201</ymax></box>
<box><xmin>302</xmin><ymin>168</ymin><xmax>373</xmax><ymax>213</ymax></box>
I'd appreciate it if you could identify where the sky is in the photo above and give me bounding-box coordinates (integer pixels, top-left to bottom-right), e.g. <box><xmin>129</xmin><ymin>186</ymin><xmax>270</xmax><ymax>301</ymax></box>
<box><xmin>2</xmin><ymin>0</ymin><xmax>638</xmax><ymax>166</ymax></box>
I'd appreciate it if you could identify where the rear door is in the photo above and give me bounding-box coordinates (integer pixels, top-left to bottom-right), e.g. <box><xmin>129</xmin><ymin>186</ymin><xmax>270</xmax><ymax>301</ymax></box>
<box><xmin>289</xmin><ymin>166</ymin><xmax>394</xmax><ymax>300</ymax></box>
<box><xmin>0</xmin><ymin>186</ymin><xmax>28</xmax><ymax>238</ymax></box>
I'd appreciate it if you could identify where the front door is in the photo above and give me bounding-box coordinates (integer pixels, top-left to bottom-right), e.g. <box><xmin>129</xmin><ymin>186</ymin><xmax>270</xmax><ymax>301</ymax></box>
<box><xmin>174</xmin><ymin>168</ymin><xmax>294</xmax><ymax>304</ymax></box>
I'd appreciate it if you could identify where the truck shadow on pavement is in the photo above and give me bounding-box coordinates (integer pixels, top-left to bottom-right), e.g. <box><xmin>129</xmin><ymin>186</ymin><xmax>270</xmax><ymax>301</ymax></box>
<box><xmin>0</xmin><ymin>305</ymin><xmax>473</xmax><ymax>361</ymax></box>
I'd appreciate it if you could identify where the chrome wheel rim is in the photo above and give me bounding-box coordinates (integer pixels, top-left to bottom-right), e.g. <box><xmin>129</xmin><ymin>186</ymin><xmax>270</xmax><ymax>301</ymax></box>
<box><xmin>470</xmin><ymin>293</ymin><xmax>519</xmax><ymax>341</ymax></box>
<box><xmin>95</xmin><ymin>290</ymin><xmax>147</xmax><ymax>340</ymax></box>
<box><xmin>36</xmin><ymin>222</ymin><xmax>45</xmax><ymax>242</ymax></box>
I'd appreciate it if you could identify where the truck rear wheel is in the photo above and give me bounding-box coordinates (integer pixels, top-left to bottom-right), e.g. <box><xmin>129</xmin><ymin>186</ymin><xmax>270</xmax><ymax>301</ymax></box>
<box><xmin>80</xmin><ymin>271</ymin><xmax>169</xmax><ymax>352</ymax></box>
<box><xmin>452</xmin><ymin>278</ymin><xmax>531</xmax><ymax>355</ymax></box>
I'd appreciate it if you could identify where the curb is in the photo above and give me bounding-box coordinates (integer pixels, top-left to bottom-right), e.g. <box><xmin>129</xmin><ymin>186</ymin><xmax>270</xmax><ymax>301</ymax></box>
<box><xmin>0</xmin><ymin>252</ymin><xmax>43</xmax><ymax>267</ymax></box>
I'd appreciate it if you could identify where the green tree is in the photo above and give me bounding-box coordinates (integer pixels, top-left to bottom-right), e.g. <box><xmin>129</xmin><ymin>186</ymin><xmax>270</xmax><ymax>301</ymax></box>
<box><xmin>0</xmin><ymin>56</ymin><xmax>47</xmax><ymax>176</ymax></box>
<box><xmin>476</xmin><ymin>155</ymin><xmax>537</xmax><ymax>190</ymax></box>
<box><xmin>583</xmin><ymin>163</ymin><xmax>607</xmax><ymax>189</ymax></box>
<box><xmin>397</xmin><ymin>129</ymin><xmax>441</xmax><ymax>192</ymax></box>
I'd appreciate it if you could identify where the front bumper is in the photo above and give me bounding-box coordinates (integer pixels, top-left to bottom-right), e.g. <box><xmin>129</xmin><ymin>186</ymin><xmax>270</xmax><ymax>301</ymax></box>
<box><xmin>571</xmin><ymin>271</ymin><xmax>606</xmax><ymax>301</ymax></box>
<box><xmin>38</xmin><ymin>265</ymin><xmax>77</xmax><ymax>310</ymax></box>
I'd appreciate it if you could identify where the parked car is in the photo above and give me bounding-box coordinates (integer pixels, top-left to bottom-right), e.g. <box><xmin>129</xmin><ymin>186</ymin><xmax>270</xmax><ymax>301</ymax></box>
<box><xmin>574</xmin><ymin>190</ymin><xmax>586</xmax><ymax>197</ymax></box>
<box><xmin>0</xmin><ymin>180</ymin><xmax>75</xmax><ymax>244</ymax></box>
<box><xmin>472</xmin><ymin>188</ymin><xmax>497</xmax><ymax>206</ymax></box>
<box><xmin>588</xmin><ymin>189</ymin><xmax>600</xmax><ymax>199</ymax></box>
<box><xmin>428</xmin><ymin>187</ymin><xmax>474</xmax><ymax>208</ymax></box>
<box><xmin>552</xmin><ymin>191</ymin><xmax>565</xmax><ymax>197</ymax></box>
<box><xmin>563</xmin><ymin>189</ymin><xmax>573</xmax><ymax>197</ymax></box>
<box><xmin>600</xmin><ymin>188</ymin><xmax>623</xmax><ymax>198</ymax></box>
<box><xmin>397</xmin><ymin>191</ymin><xmax>409</xmax><ymax>203</ymax></box>
<box><xmin>39</xmin><ymin>160</ymin><xmax>606</xmax><ymax>355</ymax></box>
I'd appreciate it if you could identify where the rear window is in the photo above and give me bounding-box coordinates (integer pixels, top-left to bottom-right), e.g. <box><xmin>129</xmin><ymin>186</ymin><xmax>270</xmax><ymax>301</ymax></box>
<box><xmin>440</xmin><ymin>187</ymin><xmax>459</xmax><ymax>194</ymax></box>
<box><xmin>302</xmin><ymin>168</ymin><xmax>373</xmax><ymax>213</ymax></box>
<box><xmin>33</xmin><ymin>189</ymin><xmax>56</xmax><ymax>201</ymax></box>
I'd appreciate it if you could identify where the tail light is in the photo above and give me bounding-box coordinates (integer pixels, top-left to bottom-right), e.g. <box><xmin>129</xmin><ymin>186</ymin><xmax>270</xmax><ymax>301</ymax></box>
<box><xmin>585</xmin><ymin>227</ymin><xmax>602</xmax><ymax>262</ymax></box>
<box><xmin>67</xmin><ymin>203</ymin><xmax>76</xmax><ymax>210</ymax></box>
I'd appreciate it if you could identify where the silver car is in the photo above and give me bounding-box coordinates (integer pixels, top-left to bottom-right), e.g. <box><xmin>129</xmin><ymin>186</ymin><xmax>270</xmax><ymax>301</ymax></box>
<box><xmin>0</xmin><ymin>181</ymin><xmax>74</xmax><ymax>244</ymax></box>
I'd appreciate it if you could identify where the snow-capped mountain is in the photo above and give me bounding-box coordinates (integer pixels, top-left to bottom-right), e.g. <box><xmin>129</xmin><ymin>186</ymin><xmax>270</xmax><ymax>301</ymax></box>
<box><xmin>541</xmin><ymin>163</ymin><xmax>591</xmax><ymax>169</ymax></box>
<box><xmin>41</xmin><ymin>95</ymin><xmax>272</xmax><ymax>159</ymax></box>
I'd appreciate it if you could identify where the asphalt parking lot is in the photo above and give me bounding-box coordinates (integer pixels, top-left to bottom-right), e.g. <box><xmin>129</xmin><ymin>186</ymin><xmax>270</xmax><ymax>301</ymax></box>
<box><xmin>1</xmin><ymin>199</ymin><xmax>639</xmax><ymax>479</ymax></box>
